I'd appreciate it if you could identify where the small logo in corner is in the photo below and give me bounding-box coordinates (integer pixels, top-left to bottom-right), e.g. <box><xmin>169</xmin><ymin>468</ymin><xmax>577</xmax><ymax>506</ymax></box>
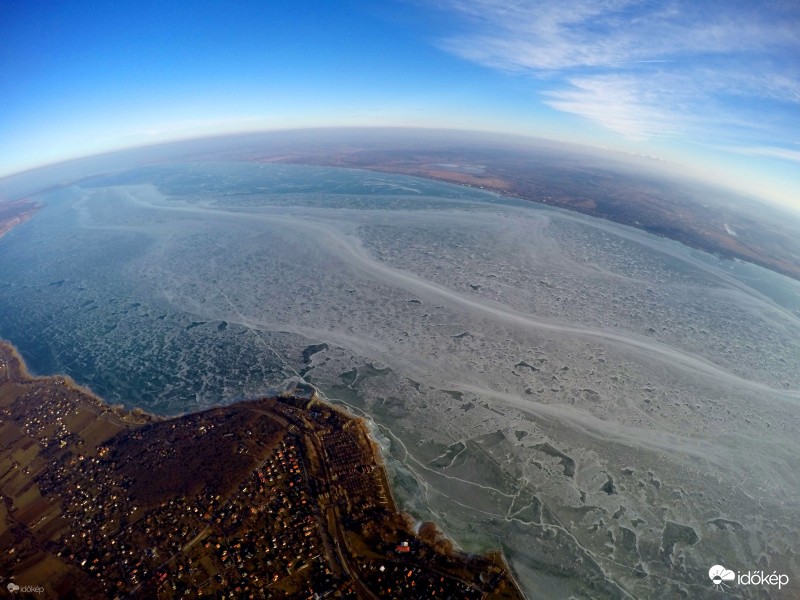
<box><xmin>7</xmin><ymin>582</ymin><xmax>20</xmax><ymax>594</ymax></box>
<box><xmin>709</xmin><ymin>564</ymin><xmax>735</xmax><ymax>590</ymax></box>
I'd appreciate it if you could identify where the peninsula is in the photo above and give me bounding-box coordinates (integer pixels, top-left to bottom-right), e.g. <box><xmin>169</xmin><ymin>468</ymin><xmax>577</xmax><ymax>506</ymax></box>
<box><xmin>0</xmin><ymin>341</ymin><xmax>524</xmax><ymax>599</ymax></box>
<box><xmin>0</xmin><ymin>199</ymin><xmax>38</xmax><ymax>240</ymax></box>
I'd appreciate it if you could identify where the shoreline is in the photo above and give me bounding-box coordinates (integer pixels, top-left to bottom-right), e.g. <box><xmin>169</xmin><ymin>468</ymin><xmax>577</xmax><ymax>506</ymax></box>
<box><xmin>0</xmin><ymin>339</ymin><xmax>163</xmax><ymax>422</ymax></box>
<box><xmin>0</xmin><ymin>337</ymin><xmax>526</xmax><ymax>598</ymax></box>
<box><xmin>291</xmin><ymin>393</ymin><xmax>527</xmax><ymax>597</ymax></box>
<box><xmin>268</xmin><ymin>156</ymin><xmax>800</xmax><ymax>283</ymax></box>
<box><xmin>0</xmin><ymin>200</ymin><xmax>39</xmax><ymax>240</ymax></box>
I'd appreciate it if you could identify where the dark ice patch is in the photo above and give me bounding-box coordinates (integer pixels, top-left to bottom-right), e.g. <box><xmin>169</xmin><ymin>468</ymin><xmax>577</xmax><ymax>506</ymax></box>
<box><xmin>339</xmin><ymin>368</ymin><xmax>357</xmax><ymax>386</ymax></box>
<box><xmin>660</xmin><ymin>521</ymin><xmax>699</xmax><ymax>562</ymax></box>
<box><xmin>442</xmin><ymin>389</ymin><xmax>463</xmax><ymax>402</ymax></box>
<box><xmin>302</xmin><ymin>343</ymin><xmax>329</xmax><ymax>363</ymax></box>
<box><xmin>515</xmin><ymin>361</ymin><xmax>540</xmax><ymax>372</ymax></box>
<box><xmin>533</xmin><ymin>442</ymin><xmax>575</xmax><ymax>478</ymax></box>
<box><xmin>707</xmin><ymin>518</ymin><xmax>743</xmax><ymax>531</ymax></box>
<box><xmin>601</xmin><ymin>475</ymin><xmax>617</xmax><ymax>495</ymax></box>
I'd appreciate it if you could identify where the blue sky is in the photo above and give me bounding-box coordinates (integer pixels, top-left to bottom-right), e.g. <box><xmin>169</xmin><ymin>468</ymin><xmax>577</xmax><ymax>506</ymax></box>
<box><xmin>2</xmin><ymin>0</ymin><xmax>798</xmax><ymax>209</ymax></box>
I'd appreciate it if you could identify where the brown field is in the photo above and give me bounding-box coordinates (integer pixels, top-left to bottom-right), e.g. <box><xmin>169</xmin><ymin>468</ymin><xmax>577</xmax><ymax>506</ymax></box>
<box><xmin>1</xmin><ymin>340</ymin><xmax>524</xmax><ymax>599</ymax></box>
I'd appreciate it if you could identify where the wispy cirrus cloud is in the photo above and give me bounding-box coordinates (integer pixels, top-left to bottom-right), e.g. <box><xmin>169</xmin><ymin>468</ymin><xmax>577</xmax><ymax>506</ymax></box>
<box><xmin>434</xmin><ymin>0</ymin><xmax>800</xmax><ymax>142</ymax></box>
<box><xmin>726</xmin><ymin>145</ymin><xmax>800</xmax><ymax>163</ymax></box>
<box><xmin>542</xmin><ymin>74</ymin><xmax>686</xmax><ymax>140</ymax></box>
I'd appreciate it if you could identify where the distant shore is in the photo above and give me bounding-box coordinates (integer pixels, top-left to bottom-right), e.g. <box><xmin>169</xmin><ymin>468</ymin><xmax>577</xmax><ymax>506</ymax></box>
<box><xmin>0</xmin><ymin>199</ymin><xmax>39</xmax><ymax>240</ymax></box>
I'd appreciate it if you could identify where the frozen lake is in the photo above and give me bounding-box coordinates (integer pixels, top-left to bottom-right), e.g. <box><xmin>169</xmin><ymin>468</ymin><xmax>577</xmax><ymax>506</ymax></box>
<box><xmin>1</xmin><ymin>162</ymin><xmax>798</xmax><ymax>598</ymax></box>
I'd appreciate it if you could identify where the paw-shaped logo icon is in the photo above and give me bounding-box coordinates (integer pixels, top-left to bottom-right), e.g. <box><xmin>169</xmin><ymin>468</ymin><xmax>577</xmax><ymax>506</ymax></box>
<box><xmin>709</xmin><ymin>564</ymin><xmax>735</xmax><ymax>589</ymax></box>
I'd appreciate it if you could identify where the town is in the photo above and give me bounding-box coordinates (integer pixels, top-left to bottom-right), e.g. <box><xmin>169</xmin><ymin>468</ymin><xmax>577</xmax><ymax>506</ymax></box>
<box><xmin>0</xmin><ymin>341</ymin><xmax>524</xmax><ymax>599</ymax></box>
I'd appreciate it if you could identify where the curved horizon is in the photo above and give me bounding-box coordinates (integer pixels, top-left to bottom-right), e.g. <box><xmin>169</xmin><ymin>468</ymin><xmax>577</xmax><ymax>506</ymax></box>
<box><xmin>2</xmin><ymin>1</ymin><xmax>799</xmax><ymax>212</ymax></box>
